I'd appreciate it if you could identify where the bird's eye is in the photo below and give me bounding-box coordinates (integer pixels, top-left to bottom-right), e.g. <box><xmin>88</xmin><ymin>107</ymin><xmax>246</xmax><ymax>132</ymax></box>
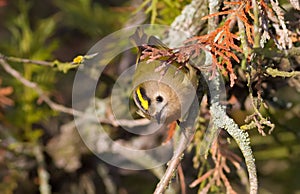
<box><xmin>156</xmin><ymin>95</ymin><xmax>163</xmax><ymax>102</ymax></box>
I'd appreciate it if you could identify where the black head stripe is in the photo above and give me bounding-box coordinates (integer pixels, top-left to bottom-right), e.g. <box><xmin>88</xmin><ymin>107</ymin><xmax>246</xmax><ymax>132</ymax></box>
<box><xmin>135</xmin><ymin>86</ymin><xmax>151</xmax><ymax>111</ymax></box>
<box><xmin>139</xmin><ymin>87</ymin><xmax>151</xmax><ymax>106</ymax></box>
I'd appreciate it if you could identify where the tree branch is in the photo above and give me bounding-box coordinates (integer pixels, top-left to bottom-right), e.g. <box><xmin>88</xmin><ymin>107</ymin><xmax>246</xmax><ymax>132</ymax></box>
<box><xmin>0</xmin><ymin>58</ymin><xmax>83</xmax><ymax>116</ymax></box>
<box><xmin>154</xmin><ymin>0</ymin><xmax>258</xmax><ymax>193</ymax></box>
<box><xmin>205</xmin><ymin>0</ymin><xmax>258</xmax><ymax>193</ymax></box>
<box><xmin>33</xmin><ymin>145</ymin><xmax>51</xmax><ymax>194</ymax></box>
<box><xmin>154</xmin><ymin>94</ymin><xmax>202</xmax><ymax>194</ymax></box>
<box><xmin>3</xmin><ymin>55</ymin><xmax>54</xmax><ymax>67</ymax></box>
<box><xmin>0</xmin><ymin>58</ymin><xmax>150</xmax><ymax>128</ymax></box>
<box><xmin>153</xmin><ymin>1</ymin><xmax>208</xmax><ymax>193</ymax></box>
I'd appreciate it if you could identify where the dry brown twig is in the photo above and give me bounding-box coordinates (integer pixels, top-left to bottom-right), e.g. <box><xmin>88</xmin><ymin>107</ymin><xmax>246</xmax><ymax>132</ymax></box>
<box><xmin>177</xmin><ymin>163</ymin><xmax>186</xmax><ymax>194</ymax></box>
<box><xmin>186</xmin><ymin>0</ymin><xmax>255</xmax><ymax>87</ymax></box>
<box><xmin>0</xmin><ymin>78</ymin><xmax>14</xmax><ymax>107</ymax></box>
<box><xmin>190</xmin><ymin>136</ymin><xmax>243</xmax><ymax>194</ymax></box>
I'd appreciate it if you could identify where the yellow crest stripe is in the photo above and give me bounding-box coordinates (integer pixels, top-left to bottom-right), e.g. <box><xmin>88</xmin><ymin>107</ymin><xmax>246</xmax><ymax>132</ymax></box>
<box><xmin>136</xmin><ymin>86</ymin><xmax>149</xmax><ymax>110</ymax></box>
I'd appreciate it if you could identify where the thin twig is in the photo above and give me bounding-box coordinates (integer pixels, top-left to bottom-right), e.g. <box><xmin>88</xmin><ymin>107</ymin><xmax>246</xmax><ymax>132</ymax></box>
<box><xmin>33</xmin><ymin>145</ymin><xmax>51</xmax><ymax>194</ymax></box>
<box><xmin>153</xmin><ymin>1</ymin><xmax>207</xmax><ymax>193</ymax></box>
<box><xmin>252</xmin><ymin>0</ymin><xmax>260</xmax><ymax>48</ymax></box>
<box><xmin>266</xmin><ymin>67</ymin><xmax>300</xmax><ymax>78</ymax></box>
<box><xmin>189</xmin><ymin>169</ymin><xmax>214</xmax><ymax>188</ymax></box>
<box><xmin>97</xmin><ymin>164</ymin><xmax>117</xmax><ymax>194</ymax></box>
<box><xmin>0</xmin><ymin>58</ymin><xmax>150</xmax><ymax>128</ymax></box>
<box><xmin>237</xmin><ymin>16</ymin><xmax>250</xmax><ymax>63</ymax></box>
<box><xmin>1</xmin><ymin>54</ymin><xmax>54</xmax><ymax>67</ymax></box>
<box><xmin>154</xmin><ymin>98</ymin><xmax>199</xmax><ymax>194</ymax></box>
<box><xmin>178</xmin><ymin>163</ymin><xmax>186</xmax><ymax>194</ymax></box>
<box><xmin>153</xmin><ymin>138</ymin><xmax>190</xmax><ymax>194</ymax></box>
<box><xmin>0</xmin><ymin>58</ymin><xmax>83</xmax><ymax>116</ymax></box>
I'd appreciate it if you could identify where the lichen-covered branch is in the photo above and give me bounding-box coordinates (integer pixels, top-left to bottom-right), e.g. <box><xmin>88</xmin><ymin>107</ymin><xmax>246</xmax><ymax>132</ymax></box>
<box><xmin>154</xmin><ymin>0</ymin><xmax>257</xmax><ymax>193</ymax></box>
<box><xmin>205</xmin><ymin>0</ymin><xmax>258</xmax><ymax>193</ymax></box>
<box><xmin>165</xmin><ymin>0</ymin><xmax>208</xmax><ymax>47</ymax></box>
<box><xmin>266</xmin><ymin>68</ymin><xmax>300</xmax><ymax>78</ymax></box>
<box><xmin>210</xmin><ymin>103</ymin><xmax>258</xmax><ymax>194</ymax></box>
<box><xmin>165</xmin><ymin>0</ymin><xmax>258</xmax><ymax>193</ymax></box>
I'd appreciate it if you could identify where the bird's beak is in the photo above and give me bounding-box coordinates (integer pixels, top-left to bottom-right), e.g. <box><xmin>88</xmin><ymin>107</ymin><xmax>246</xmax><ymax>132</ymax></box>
<box><xmin>154</xmin><ymin>112</ymin><xmax>162</xmax><ymax>124</ymax></box>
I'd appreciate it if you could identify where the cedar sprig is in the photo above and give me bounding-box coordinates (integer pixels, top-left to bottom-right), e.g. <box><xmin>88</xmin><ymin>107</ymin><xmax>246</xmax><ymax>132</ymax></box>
<box><xmin>140</xmin><ymin>43</ymin><xmax>207</xmax><ymax>67</ymax></box>
<box><xmin>188</xmin><ymin>0</ymin><xmax>255</xmax><ymax>86</ymax></box>
<box><xmin>190</xmin><ymin>136</ymin><xmax>243</xmax><ymax>194</ymax></box>
<box><xmin>139</xmin><ymin>0</ymin><xmax>257</xmax><ymax>87</ymax></box>
<box><xmin>189</xmin><ymin>19</ymin><xmax>242</xmax><ymax>86</ymax></box>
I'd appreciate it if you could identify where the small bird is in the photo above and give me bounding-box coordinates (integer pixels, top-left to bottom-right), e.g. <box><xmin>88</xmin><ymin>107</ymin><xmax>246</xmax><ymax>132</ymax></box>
<box><xmin>130</xmin><ymin>28</ymin><xmax>201</xmax><ymax>137</ymax></box>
